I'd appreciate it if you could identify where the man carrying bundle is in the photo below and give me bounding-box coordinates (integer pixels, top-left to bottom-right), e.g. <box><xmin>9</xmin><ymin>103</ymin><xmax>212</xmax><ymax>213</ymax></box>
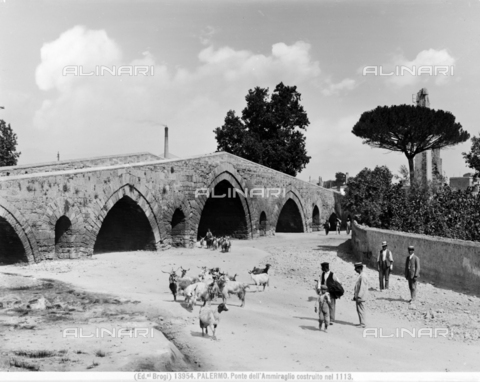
<box><xmin>316</xmin><ymin>262</ymin><xmax>344</xmax><ymax>325</ymax></box>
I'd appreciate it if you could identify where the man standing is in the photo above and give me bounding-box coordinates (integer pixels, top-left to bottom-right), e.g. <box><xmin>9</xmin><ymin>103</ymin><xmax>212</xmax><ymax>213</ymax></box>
<box><xmin>323</xmin><ymin>220</ymin><xmax>330</xmax><ymax>235</ymax></box>
<box><xmin>377</xmin><ymin>241</ymin><xmax>394</xmax><ymax>291</ymax></box>
<box><xmin>404</xmin><ymin>245</ymin><xmax>420</xmax><ymax>303</ymax></box>
<box><xmin>316</xmin><ymin>262</ymin><xmax>342</xmax><ymax>325</ymax></box>
<box><xmin>353</xmin><ymin>262</ymin><xmax>368</xmax><ymax>328</ymax></box>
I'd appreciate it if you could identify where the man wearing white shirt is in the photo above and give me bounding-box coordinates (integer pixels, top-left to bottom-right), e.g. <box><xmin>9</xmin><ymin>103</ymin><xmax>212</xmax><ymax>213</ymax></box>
<box><xmin>377</xmin><ymin>241</ymin><xmax>394</xmax><ymax>291</ymax></box>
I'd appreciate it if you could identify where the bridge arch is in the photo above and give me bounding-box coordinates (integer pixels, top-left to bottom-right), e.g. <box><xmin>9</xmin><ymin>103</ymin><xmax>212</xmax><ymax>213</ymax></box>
<box><xmin>163</xmin><ymin>195</ymin><xmax>192</xmax><ymax>247</ymax></box>
<box><xmin>0</xmin><ymin>197</ymin><xmax>39</xmax><ymax>263</ymax></box>
<box><xmin>312</xmin><ymin>204</ymin><xmax>321</xmax><ymax>231</ymax></box>
<box><xmin>195</xmin><ymin>165</ymin><xmax>253</xmax><ymax>239</ymax></box>
<box><xmin>93</xmin><ymin>184</ymin><xmax>163</xmax><ymax>254</ymax></box>
<box><xmin>55</xmin><ymin>215</ymin><xmax>74</xmax><ymax>257</ymax></box>
<box><xmin>259</xmin><ymin>211</ymin><xmax>268</xmax><ymax>236</ymax></box>
<box><xmin>42</xmin><ymin>199</ymin><xmax>84</xmax><ymax>258</ymax></box>
<box><xmin>273</xmin><ymin>187</ymin><xmax>307</xmax><ymax>233</ymax></box>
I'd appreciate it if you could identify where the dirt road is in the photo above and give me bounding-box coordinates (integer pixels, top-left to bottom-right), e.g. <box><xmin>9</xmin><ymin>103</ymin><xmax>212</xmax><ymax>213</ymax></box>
<box><xmin>2</xmin><ymin>232</ymin><xmax>480</xmax><ymax>372</ymax></box>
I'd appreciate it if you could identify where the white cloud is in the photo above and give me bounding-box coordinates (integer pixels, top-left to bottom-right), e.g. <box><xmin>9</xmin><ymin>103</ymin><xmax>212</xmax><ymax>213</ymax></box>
<box><xmin>382</xmin><ymin>49</ymin><xmax>456</xmax><ymax>88</ymax></box>
<box><xmin>321</xmin><ymin>78</ymin><xmax>358</xmax><ymax>96</ymax></box>
<box><xmin>35</xmin><ymin>26</ymin><xmax>122</xmax><ymax>92</ymax></box>
<box><xmin>32</xmin><ymin>27</ymin><xmax>323</xmax><ymax>161</ymax></box>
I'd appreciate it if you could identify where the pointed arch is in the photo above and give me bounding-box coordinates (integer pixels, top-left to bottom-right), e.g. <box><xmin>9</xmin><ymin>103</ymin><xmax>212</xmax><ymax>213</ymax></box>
<box><xmin>259</xmin><ymin>211</ymin><xmax>267</xmax><ymax>236</ymax></box>
<box><xmin>272</xmin><ymin>187</ymin><xmax>307</xmax><ymax>233</ymax></box>
<box><xmin>92</xmin><ymin>184</ymin><xmax>164</xmax><ymax>253</ymax></box>
<box><xmin>312</xmin><ymin>205</ymin><xmax>321</xmax><ymax>231</ymax></box>
<box><xmin>0</xmin><ymin>197</ymin><xmax>39</xmax><ymax>263</ymax></box>
<box><xmin>194</xmin><ymin>163</ymin><xmax>253</xmax><ymax>239</ymax></box>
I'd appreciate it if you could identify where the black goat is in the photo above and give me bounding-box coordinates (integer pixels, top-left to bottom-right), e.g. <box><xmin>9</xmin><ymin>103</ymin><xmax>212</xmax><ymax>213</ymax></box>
<box><xmin>251</xmin><ymin>263</ymin><xmax>271</xmax><ymax>275</ymax></box>
<box><xmin>162</xmin><ymin>268</ymin><xmax>179</xmax><ymax>301</ymax></box>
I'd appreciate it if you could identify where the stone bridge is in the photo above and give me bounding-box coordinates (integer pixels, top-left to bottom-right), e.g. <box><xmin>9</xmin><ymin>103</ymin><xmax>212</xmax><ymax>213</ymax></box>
<box><xmin>0</xmin><ymin>152</ymin><xmax>342</xmax><ymax>264</ymax></box>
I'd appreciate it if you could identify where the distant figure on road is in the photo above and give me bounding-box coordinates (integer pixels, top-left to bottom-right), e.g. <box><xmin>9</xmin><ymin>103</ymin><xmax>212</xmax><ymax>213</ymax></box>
<box><xmin>336</xmin><ymin>218</ymin><xmax>341</xmax><ymax>234</ymax></box>
<box><xmin>314</xmin><ymin>288</ymin><xmax>331</xmax><ymax>332</ymax></box>
<box><xmin>323</xmin><ymin>220</ymin><xmax>330</xmax><ymax>235</ymax></box>
<box><xmin>377</xmin><ymin>241</ymin><xmax>394</xmax><ymax>291</ymax></box>
<box><xmin>404</xmin><ymin>245</ymin><xmax>420</xmax><ymax>304</ymax></box>
<box><xmin>206</xmin><ymin>229</ymin><xmax>213</xmax><ymax>248</ymax></box>
<box><xmin>346</xmin><ymin>216</ymin><xmax>352</xmax><ymax>235</ymax></box>
<box><xmin>353</xmin><ymin>262</ymin><xmax>368</xmax><ymax>328</ymax></box>
<box><xmin>316</xmin><ymin>262</ymin><xmax>343</xmax><ymax>325</ymax></box>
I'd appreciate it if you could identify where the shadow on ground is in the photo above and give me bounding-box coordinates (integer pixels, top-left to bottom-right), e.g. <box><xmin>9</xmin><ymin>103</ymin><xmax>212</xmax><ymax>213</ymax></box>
<box><xmin>314</xmin><ymin>239</ymin><xmax>356</xmax><ymax>265</ymax></box>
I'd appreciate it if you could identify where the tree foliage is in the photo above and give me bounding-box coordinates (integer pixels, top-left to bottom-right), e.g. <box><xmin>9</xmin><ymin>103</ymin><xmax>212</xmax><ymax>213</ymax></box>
<box><xmin>335</xmin><ymin>172</ymin><xmax>346</xmax><ymax>186</ymax></box>
<box><xmin>0</xmin><ymin>119</ymin><xmax>21</xmax><ymax>167</ymax></box>
<box><xmin>352</xmin><ymin>105</ymin><xmax>470</xmax><ymax>184</ymax></box>
<box><xmin>214</xmin><ymin>82</ymin><xmax>311</xmax><ymax>176</ymax></box>
<box><xmin>342</xmin><ymin>166</ymin><xmax>394</xmax><ymax>228</ymax></box>
<box><xmin>343</xmin><ymin>166</ymin><xmax>480</xmax><ymax>242</ymax></box>
<box><xmin>463</xmin><ymin>135</ymin><xmax>480</xmax><ymax>180</ymax></box>
<box><xmin>393</xmin><ymin>165</ymin><xmax>410</xmax><ymax>186</ymax></box>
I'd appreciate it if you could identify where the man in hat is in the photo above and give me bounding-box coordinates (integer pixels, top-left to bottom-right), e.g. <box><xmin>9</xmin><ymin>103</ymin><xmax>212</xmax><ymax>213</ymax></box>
<box><xmin>404</xmin><ymin>245</ymin><xmax>420</xmax><ymax>303</ymax></box>
<box><xmin>353</xmin><ymin>262</ymin><xmax>368</xmax><ymax>328</ymax></box>
<box><xmin>316</xmin><ymin>262</ymin><xmax>342</xmax><ymax>325</ymax></box>
<box><xmin>377</xmin><ymin>241</ymin><xmax>394</xmax><ymax>291</ymax></box>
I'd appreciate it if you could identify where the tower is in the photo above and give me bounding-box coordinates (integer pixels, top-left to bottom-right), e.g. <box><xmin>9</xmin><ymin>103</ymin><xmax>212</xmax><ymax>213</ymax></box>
<box><xmin>413</xmin><ymin>88</ymin><xmax>442</xmax><ymax>185</ymax></box>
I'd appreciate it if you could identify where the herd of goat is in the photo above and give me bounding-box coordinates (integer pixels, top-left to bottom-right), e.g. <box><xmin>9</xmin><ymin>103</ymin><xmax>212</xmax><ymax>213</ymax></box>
<box><xmin>162</xmin><ymin>263</ymin><xmax>272</xmax><ymax>339</ymax></box>
<box><xmin>196</xmin><ymin>235</ymin><xmax>232</xmax><ymax>252</ymax></box>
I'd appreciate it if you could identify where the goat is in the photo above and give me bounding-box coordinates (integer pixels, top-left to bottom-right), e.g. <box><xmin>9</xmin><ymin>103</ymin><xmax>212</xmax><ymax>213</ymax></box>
<box><xmin>212</xmin><ymin>237</ymin><xmax>219</xmax><ymax>250</ymax></box>
<box><xmin>250</xmin><ymin>264</ymin><xmax>271</xmax><ymax>275</ymax></box>
<box><xmin>175</xmin><ymin>266</ymin><xmax>197</xmax><ymax>295</ymax></box>
<box><xmin>199</xmin><ymin>302</ymin><xmax>229</xmax><ymax>340</ymax></box>
<box><xmin>227</xmin><ymin>273</ymin><xmax>237</xmax><ymax>281</ymax></box>
<box><xmin>218</xmin><ymin>275</ymin><xmax>249</xmax><ymax>307</ymax></box>
<box><xmin>180</xmin><ymin>266</ymin><xmax>190</xmax><ymax>278</ymax></box>
<box><xmin>197</xmin><ymin>266</ymin><xmax>213</xmax><ymax>283</ymax></box>
<box><xmin>161</xmin><ymin>268</ymin><xmax>179</xmax><ymax>301</ymax></box>
<box><xmin>184</xmin><ymin>280</ymin><xmax>220</xmax><ymax>308</ymax></box>
<box><xmin>248</xmin><ymin>270</ymin><xmax>269</xmax><ymax>292</ymax></box>
<box><xmin>221</xmin><ymin>236</ymin><xmax>231</xmax><ymax>252</ymax></box>
<box><xmin>196</xmin><ymin>237</ymin><xmax>206</xmax><ymax>248</ymax></box>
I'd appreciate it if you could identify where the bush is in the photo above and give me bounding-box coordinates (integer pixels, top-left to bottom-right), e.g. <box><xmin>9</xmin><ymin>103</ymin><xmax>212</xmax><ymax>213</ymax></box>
<box><xmin>343</xmin><ymin>167</ymin><xmax>480</xmax><ymax>242</ymax></box>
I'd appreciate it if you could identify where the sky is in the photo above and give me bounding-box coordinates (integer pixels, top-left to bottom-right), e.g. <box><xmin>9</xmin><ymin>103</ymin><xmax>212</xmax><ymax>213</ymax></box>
<box><xmin>1</xmin><ymin>0</ymin><xmax>480</xmax><ymax>182</ymax></box>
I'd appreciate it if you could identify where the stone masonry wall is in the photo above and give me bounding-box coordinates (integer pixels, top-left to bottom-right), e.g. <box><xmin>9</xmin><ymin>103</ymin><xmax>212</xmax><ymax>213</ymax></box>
<box><xmin>351</xmin><ymin>222</ymin><xmax>480</xmax><ymax>293</ymax></box>
<box><xmin>0</xmin><ymin>152</ymin><xmax>341</xmax><ymax>263</ymax></box>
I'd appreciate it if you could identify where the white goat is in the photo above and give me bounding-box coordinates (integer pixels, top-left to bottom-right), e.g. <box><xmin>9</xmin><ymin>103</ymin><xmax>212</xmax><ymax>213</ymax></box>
<box><xmin>218</xmin><ymin>276</ymin><xmax>249</xmax><ymax>307</ymax></box>
<box><xmin>184</xmin><ymin>280</ymin><xmax>219</xmax><ymax>308</ymax></box>
<box><xmin>199</xmin><ymin>302</ymin><xmax>229</xmax><ymax>340</ymax></box>
<box><xmin>248</xmin><ymin>271</ymin><xmax>269</xmax><ymax>292</ymax></box>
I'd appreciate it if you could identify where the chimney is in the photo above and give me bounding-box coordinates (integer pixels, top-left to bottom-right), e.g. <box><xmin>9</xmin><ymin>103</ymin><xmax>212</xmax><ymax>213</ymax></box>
<box><xmin>164</xmin><ymin>126</ymin><xmax>169</xmax><ymax>159</ymax></box>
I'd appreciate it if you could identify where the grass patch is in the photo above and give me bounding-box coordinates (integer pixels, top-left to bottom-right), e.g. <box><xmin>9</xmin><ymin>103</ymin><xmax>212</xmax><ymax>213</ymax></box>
<box><xmin>9</xmin><ymin>358</ymin><xmax>40</xmax><ymax>371</ymax></box>
<box><xmin>86</xmin><ymin>360</ymin><xmax>99</xmax><ymax>369</ymax></box>
<box><xmin>13</xmin><ymin>350</ymin><xmax>56</xmax><ymax>358</ymax></box>
<box><xmin>95</xmin><ymin>350</ymin><xmax>106</xmax><ymax>357</ymax></box>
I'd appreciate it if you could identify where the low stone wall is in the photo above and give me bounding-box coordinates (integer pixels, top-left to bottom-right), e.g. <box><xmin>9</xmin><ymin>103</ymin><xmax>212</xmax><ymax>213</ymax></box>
<box><xmin>0</xmin><ymin>152</ymin><xmax>162</xmax><ymax>177</ymax></box>
<box><xmin>351</xmin><ymin>222</ymin><xmax>480</xmax><ymax>293</ymax></box>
